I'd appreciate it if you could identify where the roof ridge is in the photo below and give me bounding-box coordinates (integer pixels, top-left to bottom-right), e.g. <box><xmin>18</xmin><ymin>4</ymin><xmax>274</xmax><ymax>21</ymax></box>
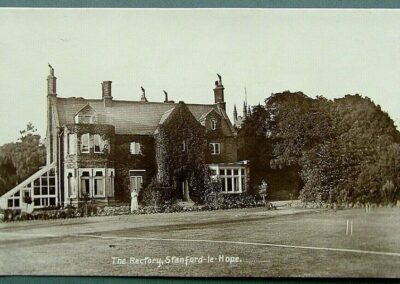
<box><xmin>56</xmin><ymin>96</ymin><xmax>216</xmax><ymax>107</ymax></box>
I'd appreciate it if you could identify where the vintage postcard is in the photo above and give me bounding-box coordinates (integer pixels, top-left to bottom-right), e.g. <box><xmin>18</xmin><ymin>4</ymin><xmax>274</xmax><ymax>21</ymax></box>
<box><xmin>0</xmin><ymin>7</ymin><xmax>399</xmax><ymax>278</ymax></box>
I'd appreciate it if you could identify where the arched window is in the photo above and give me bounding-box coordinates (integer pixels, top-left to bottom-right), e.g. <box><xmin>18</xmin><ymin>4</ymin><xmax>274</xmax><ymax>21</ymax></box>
<box><xmin>211</xmin><ymin>119</ymin><xmax>217</xmax><ymax>130</ymax></box>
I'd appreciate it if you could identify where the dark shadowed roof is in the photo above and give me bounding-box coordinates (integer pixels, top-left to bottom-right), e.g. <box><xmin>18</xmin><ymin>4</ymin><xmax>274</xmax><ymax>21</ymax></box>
<box><xmin>55</xmin><ymin>97</ymin><xmax>225</xmax><ymax>135</ymax></box>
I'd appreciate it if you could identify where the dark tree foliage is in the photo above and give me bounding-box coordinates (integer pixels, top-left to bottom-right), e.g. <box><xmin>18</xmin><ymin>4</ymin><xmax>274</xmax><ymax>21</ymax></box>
<box><xmin>238</xmin><ymin>105</ymin><xmax>270</xmax><ymax>195</ymax></box>
<box><xmin>241</xmin><ymin>91</ymin><xmax>400</xmax><ymax>204</ymax></box>
<box><xmin>0</xmin><ymin>123</ymin><xmax>46</xmax><ymax>196</ymax></box>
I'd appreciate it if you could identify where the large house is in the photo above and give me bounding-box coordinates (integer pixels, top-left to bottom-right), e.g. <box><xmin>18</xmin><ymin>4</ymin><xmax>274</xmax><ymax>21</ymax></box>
<box><xmin>0</xmin><ymin>66</ymin><xmax>249</xmax><ymax>210</ymax></box>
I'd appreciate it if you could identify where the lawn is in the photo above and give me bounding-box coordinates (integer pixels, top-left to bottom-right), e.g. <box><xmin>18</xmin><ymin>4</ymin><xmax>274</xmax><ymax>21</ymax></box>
<box><xmin>0</xmin><ymin>206</ymin><xmax>399</xmax><ymax>277</ymax></box>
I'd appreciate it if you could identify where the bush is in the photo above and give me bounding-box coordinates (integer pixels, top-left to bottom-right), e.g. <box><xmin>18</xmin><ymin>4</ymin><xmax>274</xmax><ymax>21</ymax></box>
<box><xmin>3</xmin><ymin>209</ymin><xmax>17</xmax><ymax>222</ymax></box>
<box><xmin>140</xmin><ymin>179</ymin><xmax>175</xmax><ymax>207</ymax></box>
<box><xmin>201</xmin><ymin>178</ymin><xmax>223</xmax><ymax>204</ymax></box>
<box><xmin>203</xmin><ymin>193</ymin><xmax>267</xmax><ymax>210</ymax></box>
<box><xmin>381</xmin><ymin>180</ymin><xmax>398</xmax><ymax>206</ymax></box>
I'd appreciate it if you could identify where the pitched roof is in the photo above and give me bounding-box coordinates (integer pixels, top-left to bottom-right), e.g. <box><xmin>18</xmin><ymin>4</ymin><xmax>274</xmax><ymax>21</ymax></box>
<box><xmin>55</xmin><ymin>97</ymin><xmax>228</xmax><ymax>135</ymax></box>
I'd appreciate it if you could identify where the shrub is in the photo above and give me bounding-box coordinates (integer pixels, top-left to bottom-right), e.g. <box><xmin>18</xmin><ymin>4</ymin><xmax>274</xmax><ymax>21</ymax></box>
<box><xmin>140</xmin><ymin>179</ymin><xmax>174</xmax><ymax>207</ymax></box>
<box><xmin>381</xmin><ymin>180</ymin><xmax>398</xmax><ymax>206</ymax></box>
<box><xmin>201</xmin><ymin>177</ymin><xmax>223</xmax><ymax>204</ymax></box>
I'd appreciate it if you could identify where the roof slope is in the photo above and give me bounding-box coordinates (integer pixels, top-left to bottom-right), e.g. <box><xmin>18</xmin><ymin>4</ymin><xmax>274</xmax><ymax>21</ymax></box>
<box><xmin>55</xmin><ymin>97</ymin><xmax>227</xmax><ymax>135</ymax></box>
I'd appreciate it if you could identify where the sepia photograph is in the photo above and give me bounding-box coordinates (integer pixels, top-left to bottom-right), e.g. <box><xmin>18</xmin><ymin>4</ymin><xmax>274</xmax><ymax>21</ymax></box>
<box><xmin>0</xmin><ymin>6</ymin><xmax>399</xmax><ymax>278</ymax></box>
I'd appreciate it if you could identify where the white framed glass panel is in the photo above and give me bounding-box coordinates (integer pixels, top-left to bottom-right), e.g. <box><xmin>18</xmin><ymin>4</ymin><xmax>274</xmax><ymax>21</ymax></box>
<box><xmin>130</xmin><ymin>142</ymin><xmax>142</xmax><ymax>155</ymax></box>
<box><xmin>81</xmin><ymin>133</ymin><xmax>90</xmax><ymax>153</ymax></box>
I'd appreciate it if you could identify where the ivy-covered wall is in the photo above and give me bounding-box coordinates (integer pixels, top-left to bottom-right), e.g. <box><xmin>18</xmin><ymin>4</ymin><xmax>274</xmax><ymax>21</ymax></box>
<box><xmin>154</xmin><ymin>102</ymin><xmax>208</xmax><ymax>201</ymax></box>
<box><xmin>63</xmin><ymin>124</ymin><xmax>115</xmax><ymax>170</ymax></box>
<box><xmin>114</xmin><ymin>134</ymin><xmax>156</xmax><ymax>202</ymax></box>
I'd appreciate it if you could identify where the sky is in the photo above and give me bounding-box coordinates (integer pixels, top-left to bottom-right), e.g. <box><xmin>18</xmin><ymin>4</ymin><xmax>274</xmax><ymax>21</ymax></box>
<box><xmin>0</xmin><ymin>8</ymin><xmax>399</xmax><ymax>145</ymax></box>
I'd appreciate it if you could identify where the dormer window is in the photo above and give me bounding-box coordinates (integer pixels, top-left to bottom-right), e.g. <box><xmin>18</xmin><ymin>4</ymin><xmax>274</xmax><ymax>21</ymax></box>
<box><xmin>78</xmin><ymin>115</ymin><xmax>94</xmax><ymax>124</ymax></box>
<box><xmin>130</xmin><ymin>142</ymin><xmax>142</xmax><ymax>155</ymax></box>
<box><xmin>211</xmin><ymin>119</ymin><xmax>217</xmax><ymax>130</ymax></box>
<box><xmin>74</xmin><ymin>104</ymin><xmax>97</xmax><ymax>124</ymax></box>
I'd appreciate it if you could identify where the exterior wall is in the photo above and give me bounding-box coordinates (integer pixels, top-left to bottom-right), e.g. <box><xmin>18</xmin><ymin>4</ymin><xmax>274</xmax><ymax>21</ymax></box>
<box><xmin>154</xmin><ymin>103</ymin><xmax>207</xmax><ymax>201</ymax></box>
<box><xmin>204</xmin><ymin>112</ymin><xmax>238</xmax><ymax>164</ymax></box>
<box><xmin>62</xmin><ymin>123</ymin><xmax>115</xmax><ymax>205</ymax></box>
<box><xmin>113</xmin><ymin>134</ymin><xmax>156</xmax><ymax>202</ymax></box>
<box><xmin>206</xmin><ymin>136</ymin><xmax>238</xmax><ymax>164</ymax></box>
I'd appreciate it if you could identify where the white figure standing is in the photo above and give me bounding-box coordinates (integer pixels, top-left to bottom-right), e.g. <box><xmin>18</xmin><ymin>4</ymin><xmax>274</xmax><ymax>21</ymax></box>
<box><xmin>130</xmin><ymin>190</ymin><xmax>138</xmax><ymax>213</ymax></box>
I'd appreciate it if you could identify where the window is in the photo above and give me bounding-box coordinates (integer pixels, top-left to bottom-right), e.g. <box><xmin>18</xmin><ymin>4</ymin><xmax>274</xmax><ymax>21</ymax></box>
<box><xmin>211</xmin><ymin>119</ymin><xmax>217</xmax><ymax>130</ymax></box>
<box><xmin>94</xmin><ymin>171</ymin><xmax>104</xmax><ymax>196</ymax></box>
<box><xmin>67</xmin><ymin>133</ymin><xmax>76</xmax><ymax>154</ymax></box>
<box><xmin>67</xmin><ymin>172</ymin><xmax>74</xmax><ymax>197</ymax></box>
<box><xmin>109</xmin><ymin>170</ymin><xmax>115</xmax><ymax>197</ymax></box>
<box><xmin>94</xmin><ymin>134</ymin><xmax>102</xmax><ymax>153</ymax></box>
<box><xmin>5</xmin><ymin>166</ymin><xmax>57</xmax><ymax>209</ymax></box>
<box><xmin>81</xmin><ymin>171</ymin><xmax>90</xmax><ymax>196</ymax></box>
<box><xmin>78</xmin><ymin>115</ymin><xmax>93</xmax><ymax>124</ymax></box>
<box><xmin>130</xmin><ymin>142</ymin><xmax>142</xmax><ymax>155</ymax></box>
<box><xmin>180</xmin><ymin>140</ymin><xmax>187</xmax><ymax>152</ymax></box>
<box><xmin>215</xmin><ymin>166</ymin><xmax>246</xmax><ymax>194</ymax></box>
<box><xmin>210</xmin><ymin>143</ymin><xmax>221</xmax><ymax>155</ymax></box>
<box><xmin>81</xmin><ymin>133</ymin><xmax>90</xmax><ymax>153</ymax></box>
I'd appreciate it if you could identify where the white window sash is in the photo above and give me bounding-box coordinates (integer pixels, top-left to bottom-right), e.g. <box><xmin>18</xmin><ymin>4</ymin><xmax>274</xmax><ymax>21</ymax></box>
<box><xmin>81</xmin><ymin>134</ymin><xmax>90</xmax><ymax>153</ymax></box>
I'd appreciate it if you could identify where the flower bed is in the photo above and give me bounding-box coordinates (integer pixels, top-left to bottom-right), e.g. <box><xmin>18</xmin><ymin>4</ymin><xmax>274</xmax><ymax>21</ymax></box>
<box><xmin>0</xmin><ymin>195</ymin><xmax>275</xmax><ymax>222</ymax></box>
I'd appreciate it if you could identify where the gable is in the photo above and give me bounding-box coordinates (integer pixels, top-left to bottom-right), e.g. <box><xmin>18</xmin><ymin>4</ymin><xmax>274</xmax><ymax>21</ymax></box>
<box><xmin>74</xmin><ymin>104</ymin><xmax>98</xmax><ymax>124</ymax></box>
<box><xmin>157</xmin><ymin>102</ymin><xmax>201</xmax><ymax>131</ymax></box>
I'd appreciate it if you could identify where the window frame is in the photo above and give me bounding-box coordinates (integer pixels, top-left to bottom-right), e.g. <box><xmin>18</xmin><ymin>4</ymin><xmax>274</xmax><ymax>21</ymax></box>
<box><xmin>67</xmin><ymin>133</ymin><xmax>76</xmax><ymax>155</ymax></box>
<box><xmin>81</xmin><ymin>133</ymin><xmax>90</xmax><ymax>154</ymax></box>
<box><xmin>78</xmin><ymin>115</ymin><xmax>94</xmax><ymax>124</ymax></box>
<box><xmin>210</xmin><ymin>142</ymin><xmax>221</xmax><ymax>155</ymax></box>
<box><xmin>211</xmin><ymin>119</ymin><xmax>217</xmax><ymax>130</ymax></box>
<box><xmin>93</xmin><ymin>134</ymin><xmax>102</xmax><ymax>153</ymax></box>
<box><xmin>209</xmin><ymin>166</ymin><xmax>246</xmax><ymax>194</ymax></box>
<box><xmin>130</xmin><ymin>142</ymin><xmax>142</xmax><ymax>155</ymax></box>
<box><xmin>93</xmin><ymin>169</ymin><xmax>105</xmax><ymax>197</ymax></box>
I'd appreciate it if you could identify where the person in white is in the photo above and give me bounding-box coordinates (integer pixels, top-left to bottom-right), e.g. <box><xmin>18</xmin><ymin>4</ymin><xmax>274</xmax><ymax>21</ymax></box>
<box><xmin>130</xmin><ymin>189</ymin><xmax>138</xmax><ymax>213</ymax></box>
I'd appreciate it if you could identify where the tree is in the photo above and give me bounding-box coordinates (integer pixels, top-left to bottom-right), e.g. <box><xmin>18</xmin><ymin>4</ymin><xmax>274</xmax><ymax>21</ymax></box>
<box><xmin>0</xmin><ymin>123</ymin><xmax>45</xmax><ymax>196</ymax></box>
<box><xmin>242</xmin><ymin>91</ymin><xmax>400</xmax><ymax>205</ymax></box>
<box><xmin>238</xmin><ymin>104</ymin><xmax>271</xmax><ymax>194</ymax></box>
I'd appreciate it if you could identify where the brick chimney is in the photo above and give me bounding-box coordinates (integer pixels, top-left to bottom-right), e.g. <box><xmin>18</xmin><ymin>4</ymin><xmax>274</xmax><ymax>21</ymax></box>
<box><xmin>47</xmin><ymin>64</ymin><xmax>57</xmax><ymax>96</ymax></box>
<box><xmin>213</xmin><ymin>74</ymin><xmax>225</xmax><ymax>111</ymax></box>
<box><xmin>102</xmin><ymin>81</ymin><xmax>112</xmax><ymax>107</ymax></box>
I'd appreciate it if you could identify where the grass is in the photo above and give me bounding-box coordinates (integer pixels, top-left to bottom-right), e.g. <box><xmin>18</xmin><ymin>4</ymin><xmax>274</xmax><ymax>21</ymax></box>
<box><xmin>0</xmin><ymin>207</ymin><xmax>399</xmax><ymax>277</ymax></box>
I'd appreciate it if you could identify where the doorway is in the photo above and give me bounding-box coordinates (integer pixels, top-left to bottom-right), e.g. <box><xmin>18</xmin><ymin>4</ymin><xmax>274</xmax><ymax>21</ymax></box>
<box><xmin>178</xmin><ymin>176</ymin><xmax>190</xmax><ymax>202</ymax></box>
<box><xmin>129</xmin><ymin>170</ymin><xmax>145</xmax><ymax>194</ymax></box>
